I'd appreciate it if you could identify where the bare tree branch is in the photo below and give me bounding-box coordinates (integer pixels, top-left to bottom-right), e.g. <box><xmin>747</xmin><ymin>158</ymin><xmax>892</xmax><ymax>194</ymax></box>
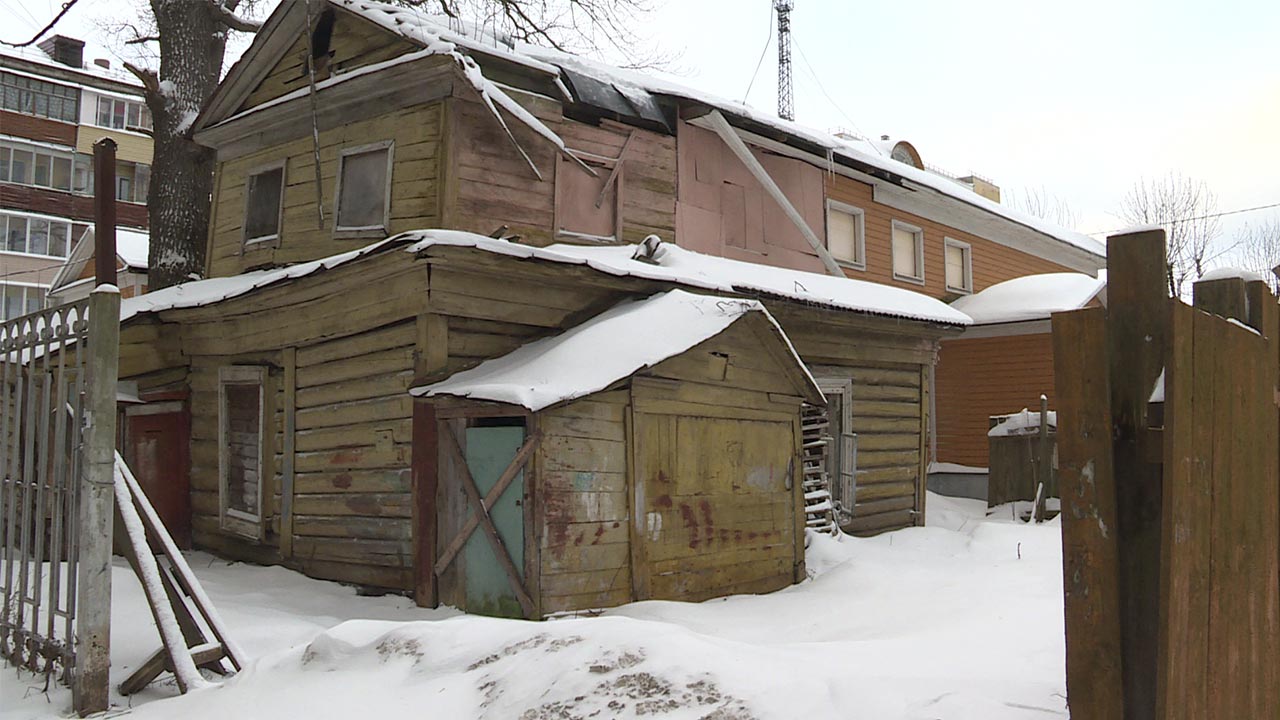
<box><xmin>0</xmin><ymin>0</ymin><xmax>81</xmax><ymax>47</ymax></box>
<box><xmin>1119</xmin><ymin>173</ymin><xmax>1222</xmax><ymax>298</ymax></box>
<box><xmin>122</xmin><ymin>60</ymin><xmax>161</xmax><ymax>95</ymax></box>
<box><xmin>208</xmin><ymin>0</ymin><xmax>263</xmax><ymax>33</ymax></box>
<box><xmin>1010</xmin><ymin>185</ymin><xmax>1079</xmax><ymax>229</ymax></box>
<box><xmin>1232</xmin><ymin>217</ymin><xmax>1280</xmax><ymax>292</ymax></box>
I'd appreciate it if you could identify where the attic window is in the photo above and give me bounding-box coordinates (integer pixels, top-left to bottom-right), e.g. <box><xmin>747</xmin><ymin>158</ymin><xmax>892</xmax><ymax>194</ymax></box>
<box><xmin>244</xmin><ymin>163</ymin><xmax>285</xmax><ymax>245</ymax></box>
<box><xmin>335</xmin><ymin>142</ymin><xmax>393</xmax><ymax>234</ymax></box>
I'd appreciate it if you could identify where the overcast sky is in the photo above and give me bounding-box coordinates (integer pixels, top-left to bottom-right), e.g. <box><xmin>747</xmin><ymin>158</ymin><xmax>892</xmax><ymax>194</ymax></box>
<box><xmin>7</xmin><ymin>0</ymin><xmax>1277</xmax><ymax>267</ymax></box>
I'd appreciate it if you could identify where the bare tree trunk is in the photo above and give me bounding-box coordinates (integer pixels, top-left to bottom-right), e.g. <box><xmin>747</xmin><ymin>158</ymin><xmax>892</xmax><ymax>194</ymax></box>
<box><xmin>139</xmin><ymin>1</ymin><xmax>234</xmax><ymax>289</ymax></box>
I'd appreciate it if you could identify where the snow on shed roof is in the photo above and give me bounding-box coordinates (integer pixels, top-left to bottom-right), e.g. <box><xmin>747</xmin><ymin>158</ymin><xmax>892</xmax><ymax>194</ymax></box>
<box><xmin>949</xmin><ymin>272</ymin><xmax>1105</xmax><ymax>325</ymax></box>
<box><xmin>116</xmin><ymin>228</ymin><xmax>150</xmax><ymax>269</ymax></box>
<box><xmin>412</xmin><ymin>289</ymin><xmax>821</xmax><ymax>411</ymax></box>
<box><xmin>404</xmin><ymin>230</ymin><xmax>971</xmax><ymax>326</ymax></box>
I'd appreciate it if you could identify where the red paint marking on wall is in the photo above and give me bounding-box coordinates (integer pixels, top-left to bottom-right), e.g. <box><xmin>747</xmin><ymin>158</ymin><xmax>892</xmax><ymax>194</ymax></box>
<box><xmin>332</xmin><ymin>473</ymin><xmax>352</xmax><ymax>489</ymax></box>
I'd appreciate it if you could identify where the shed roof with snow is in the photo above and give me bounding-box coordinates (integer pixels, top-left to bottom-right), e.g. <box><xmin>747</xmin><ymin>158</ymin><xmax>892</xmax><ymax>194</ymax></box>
<box><xmin>412</xmin><ymin>289</ymin><xmax>824</xmax><ymax>410</ymax></box>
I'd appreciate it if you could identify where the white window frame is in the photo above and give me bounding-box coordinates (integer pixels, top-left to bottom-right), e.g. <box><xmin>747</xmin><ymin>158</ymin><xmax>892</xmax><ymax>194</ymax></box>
<box><xmin>944</xmin><ymin>237</ymin><xmax>973</xmax><ymax>294</ymax></box>
<box><xmin>825</xmin><ymin>199</ymin><xmax>866</xmax><ymax>270</ymax></box>
<box><xmin>0</xmin><ymin>140</ymin><xmax>76</xmax><ymax>192</ymax></box>
<box><xmin>242</xmin><ymin>160</ymin><xmax>287</xmax><ymax>247</ymax></box>
<box><xmin>891</xmin><ymin>220</ymin><xmax>925</xmax><ymax>285</ymax></box>
<box><xmin>1</xmin><ymin>281</ymin><xmax>49</xmax><ymax>320</ymax></box>
<box><xmin>218</xmin><ymin>365</ymin><xmax>267</xmax><ymax>538</ymax></box>
<box><xmin>94</xmin><ymin>95</ymin><xmax>151</xmax><ymax>132</ymax></box>
<box><xmin>0</xmin><ymin>210</ymin><xmax>75</xmax><ymax>259</ymax></box>
<box><xmin>333</xmin><ymin>140</ymin><xmax>394</xmax><ymax>237</ymax></box>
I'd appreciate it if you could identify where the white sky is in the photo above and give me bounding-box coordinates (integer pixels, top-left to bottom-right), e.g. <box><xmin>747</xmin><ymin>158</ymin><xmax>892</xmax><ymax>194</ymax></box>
<box><xmin>8</xmin><ymin>0</ymin><xmax>1277</xmax><ymax>268</ymax></box>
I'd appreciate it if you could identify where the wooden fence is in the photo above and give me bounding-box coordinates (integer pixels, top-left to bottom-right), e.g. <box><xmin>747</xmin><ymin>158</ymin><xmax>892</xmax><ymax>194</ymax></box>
<box><xmin>1051</xmin><ymin>229</ymin><xmax>1279</xmax><ymax>720</ymax></box>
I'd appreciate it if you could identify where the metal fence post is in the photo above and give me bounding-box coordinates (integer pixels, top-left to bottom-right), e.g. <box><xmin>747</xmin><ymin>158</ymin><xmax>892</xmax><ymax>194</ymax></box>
<box><xmin>72</xmin><ymin>287</ymin><xmax>119</xmax><ymax>716</ymax></box>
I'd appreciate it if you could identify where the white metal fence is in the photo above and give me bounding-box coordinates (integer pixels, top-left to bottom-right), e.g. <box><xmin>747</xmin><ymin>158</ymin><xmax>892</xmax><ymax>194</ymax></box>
<box><xmin>1</xmin><ymin>290</ymin><xmax>119</xmax><ymax>714</ymax></box>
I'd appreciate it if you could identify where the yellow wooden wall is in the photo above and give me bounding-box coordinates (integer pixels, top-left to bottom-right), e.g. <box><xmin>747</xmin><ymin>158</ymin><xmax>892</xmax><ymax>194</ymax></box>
<box><xmin>207</xmin><ymin>101</ymin><xmax>444</xmax><ymax>278</ymax></box>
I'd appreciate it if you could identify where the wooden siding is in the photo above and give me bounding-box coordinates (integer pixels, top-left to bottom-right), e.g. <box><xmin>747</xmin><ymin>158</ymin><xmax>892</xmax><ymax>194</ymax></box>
<box><xmin>825</xmin><ymin>174</ymin><xmax>1075</xmax><ymax>299</ymax></box>
<box><xmin>74</xmin><ymin>126</ymin><xmax>151</xmax><ymax>164</ymax></box>
<box><xmin>935</xmin><ymin>332</ymin><xmax>1058</xmax><ymax>468</ymax></box>
<box><xmin>536</xmin><ymin>390</ymin><xmax>632</xmax><ymax>614</ymax></box>
<box><xmin>237</xmin><ymin>10</ymin><xmax>418</xmax><ymax>112</ymax></box>
<box><xmin>0</xmin><ymin>110</ymin><xmax>76</xmax><ymax>146</ymax></box>
<box><xmin>444</xmin><ymin>93</ymin><xmax>677</xmax><ymax>246</ymax></box>
<box><xmin>206</xmin><ymin>102</ymin><xmax>443</xmax><ymax>278</ymax></box>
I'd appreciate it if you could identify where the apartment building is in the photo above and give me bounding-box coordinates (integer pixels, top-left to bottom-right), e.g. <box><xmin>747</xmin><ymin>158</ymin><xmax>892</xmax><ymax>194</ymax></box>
<box><xmin>0</xmin><ymin>35</ymin><xmax>151</xmax><ymax>319</ymax></box>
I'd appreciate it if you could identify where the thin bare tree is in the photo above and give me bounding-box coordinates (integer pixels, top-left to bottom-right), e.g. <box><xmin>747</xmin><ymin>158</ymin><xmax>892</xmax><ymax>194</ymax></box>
<box><xmin>106</xmin><ymin>0</ymin><xmax>659</xmax><ymax>289</ymax></box>
<box><xmin>1009</xmin><ymin>185</ymin><xmax>1079</xmax><ymax>229</ymax></box>
<box><xmin>1119</xmin><ymin>173</ymin><xmax>1222</xmax><ymax>298</ymax></box>
<box><xmin>1233</xmin><ymin>217</ymin><xmax>1280</xmax><ymax>292</ymax></box>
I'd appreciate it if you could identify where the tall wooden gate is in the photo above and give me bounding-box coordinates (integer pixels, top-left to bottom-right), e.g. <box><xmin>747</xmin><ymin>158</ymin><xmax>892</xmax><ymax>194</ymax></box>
<box><xmin>1</xmin><ymin>290</ymin><xmax>120</xmax><ymax>715</ymax></box>
<box><xmin>1052</xmin><ymin>229</ymin><xmax>1279</xmax><ymax>720</ymax></box>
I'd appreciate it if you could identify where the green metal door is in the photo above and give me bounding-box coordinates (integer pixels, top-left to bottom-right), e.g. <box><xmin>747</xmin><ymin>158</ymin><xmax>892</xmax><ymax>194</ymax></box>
<box><xmin>462</xmin><ymin>426</ymin><xmax>526</xmax><ymax>617</ymax></box>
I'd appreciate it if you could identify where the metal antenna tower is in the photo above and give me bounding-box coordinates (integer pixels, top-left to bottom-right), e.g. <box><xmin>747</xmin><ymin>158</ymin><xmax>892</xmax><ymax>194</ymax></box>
<box><xmin>775</xmin><ymin>0</ymin><xmax>794</xmax><ymax>120</ymax></box>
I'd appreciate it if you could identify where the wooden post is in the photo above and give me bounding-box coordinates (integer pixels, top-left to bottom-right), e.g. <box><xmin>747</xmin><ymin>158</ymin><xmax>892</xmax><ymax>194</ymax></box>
<box><xmin>411</xmin><ymin>399</ymin><xmax>439</xmax><ymax>607</ymax></box>
<box><xmin>1192</xmin><ymin>276</ymin><xmax>1247</xmax><ymax>324</ymax></box>
<box><xmin>73</xmin><ymin>287</ymin><xmax>119</xmax><ymax>716</ymax></box>
<box><xmin>92</xmin><ymin>139</ymin><xmax>117</xmax><ymax>287</ymax></box>
<box><xmin>280</xmin><ymin>348</ymin><xmax>297</xmax><ymax>558</ymax></box>
<box><xmin>1106</xmin><ymin>229</ymin><xmax>1169</xmax><ymax>720</ymax></box>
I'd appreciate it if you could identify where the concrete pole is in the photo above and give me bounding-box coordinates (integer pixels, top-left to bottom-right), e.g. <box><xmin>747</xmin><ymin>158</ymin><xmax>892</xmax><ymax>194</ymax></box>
<box><xmin>72</xmin><ymin>253</ymin><xmax>121</xmax><ymax>715</ymax></box>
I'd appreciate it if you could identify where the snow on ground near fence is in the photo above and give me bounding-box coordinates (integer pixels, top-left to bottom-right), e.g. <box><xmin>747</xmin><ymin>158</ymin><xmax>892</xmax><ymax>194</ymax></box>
<box><xmin>1</xmin><ymin>493</ymin><xmax>1066</xmax><ymax>719</ymax></box>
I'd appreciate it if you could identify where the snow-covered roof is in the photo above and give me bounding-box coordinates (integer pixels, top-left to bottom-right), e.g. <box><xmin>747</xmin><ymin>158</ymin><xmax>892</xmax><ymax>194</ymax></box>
<box><xmin>988</xmin><ymin>409</ymin><xmax>1057</xmax><ymax>438</ymax></box>
<box><xmin>116</xmin><ymin>229</ymin><xmax>150</xmax><ymax>269</ymax></box>
<box><xmin>405</xmin><ymin>230</ymin><xmax>971</xmax><ymax>326</ymax></box>
<box><xmin>321</xmin><ymin>2</ymin><xmax>1101</xmax><ymax>262</ymax></box>
<box><xmin>412</xmin><ymin>289</ymin><xmax>821</xmax><ymax>410</ymax></box>
<box><xmin>50</xmin><ymin>227</ymin><xmax>151</xmax><ymax>293</ymax></box>
<box><xmin>120</xmin><ymin>238</ymin><xmax>402</xmax><ymax>323</ymax></box>
<box><xmin>0</xmin><ymin>42</ymin><xmax>144</xmax><ymax>90</ymax></box>
<box><xmin>950</xmin><ymin>272</ymin><xmax>1105</xmax><ymax>325</ymax></box>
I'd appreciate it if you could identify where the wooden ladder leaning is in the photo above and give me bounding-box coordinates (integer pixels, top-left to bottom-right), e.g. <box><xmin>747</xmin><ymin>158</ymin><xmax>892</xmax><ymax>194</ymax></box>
<box><xmin>113</xmin><ymin>453</ymin><xmax>246</xmax><ymax>695</ymax></box>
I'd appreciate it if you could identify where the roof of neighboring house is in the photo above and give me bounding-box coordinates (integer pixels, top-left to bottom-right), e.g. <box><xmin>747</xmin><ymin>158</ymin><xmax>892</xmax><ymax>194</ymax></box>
<box><xmin>0</xmin><ymin>42</ymin><xmax>145</xmax><ymax>93</ymax></box>
<box><xmin>411</xmin><ymin>288</ymin><xmax>823</xmax><ymax>410</ymax></box>
<box><xmin>49</xmin><ymin>227</ymin><xmax>150</xmax><ymax>293</ymax></box>
<box><xmin>949</xmin><ymin>272</ymin><xmax>1106</xmax><ymax>325</ymax></box>
<box><xmin>117</xmin><ymin>229</ymin><xmax>971</xmax><ymax>326</ymax></box>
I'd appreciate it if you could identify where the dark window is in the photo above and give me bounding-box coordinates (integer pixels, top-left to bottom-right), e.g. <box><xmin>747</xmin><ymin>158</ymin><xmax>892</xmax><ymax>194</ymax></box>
<box><xmin>244</xmin><ymin>166</ymin><xmax>284</xmax><ymax>243</ymax></box>
<box><xmin>0</xmin><ymin>71</ymin><xmax>78</xmax><ymax>122</ymax></box>
<box><xmin>336</xmin><ymin>146</ymin><xmax>390</xmax><ymax>230</ymax></box>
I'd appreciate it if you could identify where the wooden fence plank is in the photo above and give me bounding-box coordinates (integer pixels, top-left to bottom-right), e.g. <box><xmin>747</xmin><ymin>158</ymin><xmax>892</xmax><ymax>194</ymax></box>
<box><xmin>1052</xmin><ymin>306</ymin><xmax>1124</xmax><ymax>720</ymax></box>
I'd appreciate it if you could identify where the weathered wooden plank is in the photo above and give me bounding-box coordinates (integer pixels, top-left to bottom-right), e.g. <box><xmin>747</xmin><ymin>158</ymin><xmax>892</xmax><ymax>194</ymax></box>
<box><xmin>296</xmin><ymin>322</ymin><xmax>416</xmax><ymax>367</ymax></box>
<box><xmin>293</xmin><ymin>514</ymin><xmax>411</xmax><ymax>540</ymax></box>
<box><xmin>290</xmin><ymin>492</ymin><xmax>412</xmax><ymax>518</ymax></box>
<box><xmin>1052</xmin><ymin>306</ymin><xmax>1124</xmax><ymax>720</ymax></box>
<box><xmin>293</xmin><ymin>468</ymin><xmax>412</xmax><ymax>494</ymax></box>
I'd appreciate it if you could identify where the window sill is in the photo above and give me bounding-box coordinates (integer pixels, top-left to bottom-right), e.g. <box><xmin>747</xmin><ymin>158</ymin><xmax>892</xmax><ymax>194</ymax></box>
<box><xmin>333</xmin><ymin>227</ymin><xmax>389</xmax><ymax>241</ymax></box>
<box><xmin>893</xmin><ymin>273</ymin><xmax>926</xmax><ymax>286</ymax></box>
<box><xmin>0</xmin><ymin>249</ymin><xmax>71</xmax><ymax>261</ymax></box>
<box><xmin>946</xmin><ymin>285</ymin><xmax>973</xmax><ymax>296</ymax></box>
<box><xmin>243</xmin><ymin>236</ymin><xmax>279</xmax><ymax>251</ymax></box>
<box><xmin>835</xmin><ymin>259</ymin><xmax>866</xmax><ymax>271</ymax></box>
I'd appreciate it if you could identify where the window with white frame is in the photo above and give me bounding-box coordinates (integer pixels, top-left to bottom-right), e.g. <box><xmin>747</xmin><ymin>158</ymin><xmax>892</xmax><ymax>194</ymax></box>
<box><xmin>219</xmin><ymin>366</ymin><xmax>267</xmax><ymax>537</ymax></box>
<box><xmin>0</xmin><ymin>141</ymin><xmax>74</xmax><ymax>192</ymax></box>
<box><xmin>1</xmin><ymin>212</ymin><xmax>73</xmax><ymax>257</ymax></box>
<box><xmin>944</xmin><ymin>238</ymin><xmax>973</xmax><ymax>294</ymax></box>
<box><xmin>891</xmin><ymin>220</ymin><xmax>925</xmax><ymax>283</ymax></box>
<box><xmin>1</xmin><ymin>283</ymin><xmax>47</xmax><ymax>320</ymax></box>
<box><xmin>0</xmin><ymin>71</ymin><xmax>79</xmax><ymax>123</ymax></box>
<box><xmin>825</xmin><ymin>200</ymin><xmax>865</xmax><ymax>268</ymax></box>
<box><xmin>335</xmin><ymin>142</ymin><xmax>392</xmax><ymax>233</ymax></box>
<box><xmin>95</xmin><ymin>95</ymin><xmax>152</xmax><ymax>132</ymax></box>
<box><xmin>244</xmin><ymin>164</ymin><xmax>285</xmax><ymax>244</ymax></box>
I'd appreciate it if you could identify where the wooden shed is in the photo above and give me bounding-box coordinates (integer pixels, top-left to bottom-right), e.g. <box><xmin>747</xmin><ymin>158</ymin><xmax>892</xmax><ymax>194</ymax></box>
<box><xmin>411</xmin><ymin>289</ymin><xmax>823</xmax><ymax>617</ymax></box>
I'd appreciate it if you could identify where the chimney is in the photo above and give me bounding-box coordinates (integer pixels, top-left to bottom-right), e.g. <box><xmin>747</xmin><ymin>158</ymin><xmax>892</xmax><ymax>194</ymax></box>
<box><xmin>37</xmin><ymin>35</ymin><xmax>85</xmax><ymax>69</ymax></box>
<box><xmin>93</xmin><ymin>58</ymin><xmax>110</xmax><ymax>70</ymax></box>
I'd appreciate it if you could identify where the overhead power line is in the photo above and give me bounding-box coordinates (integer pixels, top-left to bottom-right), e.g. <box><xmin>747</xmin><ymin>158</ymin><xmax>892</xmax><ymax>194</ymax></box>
<box><xmin>0</xmin><ymin>0</ymin><xmax>80</xmax><ymax>48</ymax></box>
<box><xmin>742</xmin><ymin>2</ymin><xmax>774</xmax><ymax>104</ymax></box>
<box><xmin>1084</xmin><ymin>201</ymin><xmax>1280</xmax><ymax>236</ymax></box>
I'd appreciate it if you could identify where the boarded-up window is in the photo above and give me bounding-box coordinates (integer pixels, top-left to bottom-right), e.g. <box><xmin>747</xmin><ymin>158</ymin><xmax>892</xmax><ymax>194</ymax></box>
<box><xmin>219</xmin><ymin>366</ymin><xmax>266</xmax><ymax>537</ymax></box>
<box><xmin>892</xmin><ymin>221</ymin><xmax>924</xmax><ymax>282</ymax></box>
<box><xmin>555</xmin><ymin>152</ymin><xmax>620</xmax><ymax>243</ymax></box>
<box><xmin>336</xmin><ymin>143</ymin><xmax>392</xmax><ymax>231</ymax></box>
<box><xmin>945</xmin><ymin>238</ymin><xmax>972</xmax><ymax>293</ymax></box>
<box><xmin>826</xmin><ymin>200</ymin><xmax>865</xmax><ymax>268</ymax></box>
<box><xmin>244</xmin><ymin>165</ymin><xmax>284</xmax><ymax>244</ymax></box>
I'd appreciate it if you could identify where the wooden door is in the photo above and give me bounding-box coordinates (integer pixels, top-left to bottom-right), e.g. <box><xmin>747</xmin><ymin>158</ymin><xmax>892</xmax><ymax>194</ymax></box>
<box><xmin>632</xmin><ymin>413</ymin><xmax>799</xmax><ymax>602</ymax></box>
<box><xmin>124</xmin><ymin>402</ymin><xmax>192</xmax><ymax>549</ymax></box>
<box><xmin>460</xmin><ymin>425</ymin><xmax>526</xmax><ymax>617</ymax></box>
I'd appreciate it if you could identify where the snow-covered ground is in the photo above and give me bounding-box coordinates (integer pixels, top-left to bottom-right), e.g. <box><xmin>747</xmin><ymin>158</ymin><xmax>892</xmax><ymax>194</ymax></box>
<box><xmin>2</xmin><ymin>493</ymin><xmax>1067</xmax><ymax>719</ymax></box>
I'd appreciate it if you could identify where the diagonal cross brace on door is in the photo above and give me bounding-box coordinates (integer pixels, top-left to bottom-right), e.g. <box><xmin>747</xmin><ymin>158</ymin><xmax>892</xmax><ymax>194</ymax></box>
<box><xmin>437</xmin><ymin>425</ymin><xmax>540</xmax><ymax>617</ymax></box>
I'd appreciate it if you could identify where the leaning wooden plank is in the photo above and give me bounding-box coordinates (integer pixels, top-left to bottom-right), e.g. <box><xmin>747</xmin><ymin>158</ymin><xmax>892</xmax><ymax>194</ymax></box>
<box><xmin>1051</xmin><ymin>306</ymin><xmax>1124</xmax><ymax>720</ymax></box>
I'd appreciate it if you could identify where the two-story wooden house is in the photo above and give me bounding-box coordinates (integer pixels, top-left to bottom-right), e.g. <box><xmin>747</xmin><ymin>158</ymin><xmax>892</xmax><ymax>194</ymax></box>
<box><xmin>101</xmin><ymin>0</ymin><xmax>984</xmax><ymax>613</ymax></box>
